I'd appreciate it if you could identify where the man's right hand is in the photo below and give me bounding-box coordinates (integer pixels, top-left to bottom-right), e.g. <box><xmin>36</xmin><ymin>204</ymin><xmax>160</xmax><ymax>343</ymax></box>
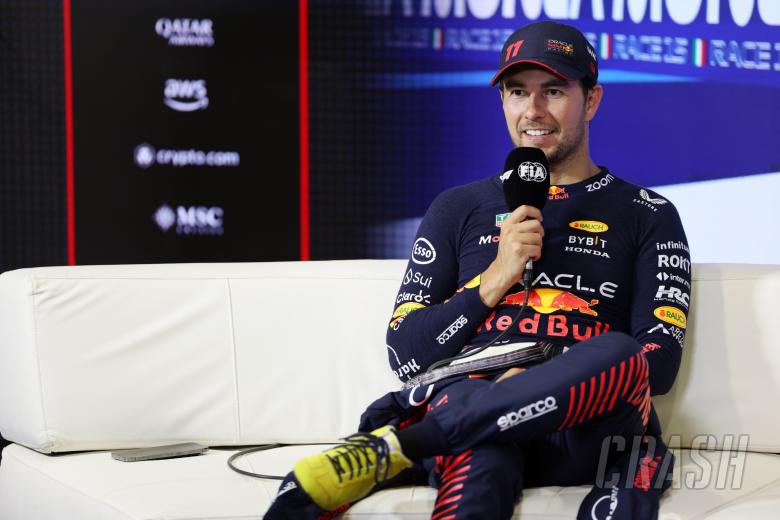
<box><xmin>478</xmin><ymin>205</ymin><xmax>544</xmax><ymax>307</ymax></box>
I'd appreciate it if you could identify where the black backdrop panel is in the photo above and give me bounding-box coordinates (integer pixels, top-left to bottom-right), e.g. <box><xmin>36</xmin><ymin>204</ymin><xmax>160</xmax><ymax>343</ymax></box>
<box><xmin>71</xmin><ymin>0</ymin><xmax>299</xmax><ymax>263</ymax></box>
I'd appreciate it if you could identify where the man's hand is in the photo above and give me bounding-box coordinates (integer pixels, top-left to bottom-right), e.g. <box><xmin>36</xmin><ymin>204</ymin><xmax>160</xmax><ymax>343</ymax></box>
<box><xmin>478</xmin><ymin>205</ymin><xmax>544</xmax><ymax>307</ymax></box>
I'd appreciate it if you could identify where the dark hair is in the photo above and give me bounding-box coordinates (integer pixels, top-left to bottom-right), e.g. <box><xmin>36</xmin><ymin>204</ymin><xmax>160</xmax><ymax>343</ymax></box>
<box><xmin>498</xmin><ymin>76</ymin><xmax>595</xmax><ymax>97</ymax></box>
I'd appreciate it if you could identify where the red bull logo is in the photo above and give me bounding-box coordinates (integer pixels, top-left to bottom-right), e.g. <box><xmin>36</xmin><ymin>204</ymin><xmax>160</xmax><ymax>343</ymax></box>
<box><xmin>477</xmin><ymin>311</ymin><xmax>610</xmax><ymax>341</ymax></box>
<box><xmin>500</xmin><ymin>288</ymin><xmax>599</xmax><ymax>317</ymax></box>
<box><xmin>548</xmin><ymin>186</ymin><xmax>569</xmax><ymax>200</ymax></box>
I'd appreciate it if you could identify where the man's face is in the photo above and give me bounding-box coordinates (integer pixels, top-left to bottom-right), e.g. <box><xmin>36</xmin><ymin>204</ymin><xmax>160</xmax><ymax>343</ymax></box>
<box><xmin>500</xmin><ymin>67</ymin><xmax>602</xmax><ymax>167</ymax></box>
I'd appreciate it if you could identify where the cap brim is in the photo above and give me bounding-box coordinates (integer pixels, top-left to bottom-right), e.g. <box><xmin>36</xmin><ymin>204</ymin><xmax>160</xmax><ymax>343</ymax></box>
<box><xmin>490</xmin><ymin>59</ymin><xmax>580</xmax><ymax>86</ymax></box>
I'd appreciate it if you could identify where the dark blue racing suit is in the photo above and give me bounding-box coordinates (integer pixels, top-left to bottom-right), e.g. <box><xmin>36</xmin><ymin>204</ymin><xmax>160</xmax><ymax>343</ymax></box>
<box><xmin>266</xmin><ymin>169</ymin><xmax>691</xmax><ymax>520</ymax></box>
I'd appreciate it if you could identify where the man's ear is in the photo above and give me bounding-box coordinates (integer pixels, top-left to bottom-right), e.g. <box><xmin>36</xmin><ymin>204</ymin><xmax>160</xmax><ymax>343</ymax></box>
<box><xmin>585</xmin><ymin>84</ymin><xmax>603</xmax><ymax>122</ymax></box>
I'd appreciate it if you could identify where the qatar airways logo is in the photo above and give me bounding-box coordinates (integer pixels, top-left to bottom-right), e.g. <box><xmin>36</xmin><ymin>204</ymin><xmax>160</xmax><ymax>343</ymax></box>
<box><xmin>155</xmin><ymin>18</ymin><xmax>214</xmax><ymax>47</ymax></box>
<box><xmin>365</xmin><ymin>0</ymin><xmax>780</xmax><ymax>27</ymax></box>
<box><xmin>164</xmin><ymin>79</ymin><xmax>209</xmax><ymax>112</ymax></box>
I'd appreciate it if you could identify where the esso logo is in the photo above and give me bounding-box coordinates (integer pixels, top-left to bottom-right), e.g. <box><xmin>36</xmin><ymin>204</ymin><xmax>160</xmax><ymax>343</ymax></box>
<box><xmin>412</xmin><ymin>237</ymin><xmax>436</xmax><ymax>265</ymax></box>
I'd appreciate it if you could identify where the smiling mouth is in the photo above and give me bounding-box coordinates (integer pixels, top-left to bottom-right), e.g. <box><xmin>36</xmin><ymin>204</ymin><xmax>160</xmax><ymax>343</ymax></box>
<box><xmin>523</xmin><ymin>129</ymin><xmax>554</xmax><ymax>136</ymax></box>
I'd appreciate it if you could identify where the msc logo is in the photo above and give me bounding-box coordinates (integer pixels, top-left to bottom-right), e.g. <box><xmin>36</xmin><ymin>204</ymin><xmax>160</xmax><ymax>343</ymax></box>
<box><xmin>164</xmin><ymin>79</ymin><xmax>209</xmax><ymax>112</ymax></box>
<box><xmin>154</xmin><ymin>204</ymin><xmax>224</xmax><ymax>236</ymax></box>
<box><xmin>654</xmin><ymin>306</ymin><xmax>687</xmax><ymax>329</ymax></box>
<box><xmin>155</xmin><ymin>18</ymin><xmax>214</xmax><ymax>47</ymax></box>
<box><xmin>569</xmin><ymin>220</ymin><xmax>608</xmax><ymax>233</ymax></box>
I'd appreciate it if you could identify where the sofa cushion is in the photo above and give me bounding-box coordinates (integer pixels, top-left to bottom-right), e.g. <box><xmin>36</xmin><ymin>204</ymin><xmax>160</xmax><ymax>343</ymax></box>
<box><xmin>2</xmin><ymin>443</ymin><xmax>778</xmax><ymax>519</ymax></box>
<box><xmin>1</xmin><ymin>261</ymin><xmax>780</xmax><ymax>455</ymax></box>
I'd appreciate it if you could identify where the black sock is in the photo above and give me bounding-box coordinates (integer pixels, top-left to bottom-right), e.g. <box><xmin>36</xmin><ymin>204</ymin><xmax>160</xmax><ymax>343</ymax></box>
<box><xmin>394</xmin><ymin>417</ymin><xmax>451</xmax><ymax>461</ymax></box>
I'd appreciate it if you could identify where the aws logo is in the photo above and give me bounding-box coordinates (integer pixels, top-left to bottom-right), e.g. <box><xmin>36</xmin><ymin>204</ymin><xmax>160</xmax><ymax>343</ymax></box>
<box><xmin>654</xmin><ymin>306</ymin><xmax>687</xmax><ymax>329</ymax></box>
<box><xmin>569</xmin><ymin>220</ymin><xmax>608</xmax><ymax>233</ymax></box>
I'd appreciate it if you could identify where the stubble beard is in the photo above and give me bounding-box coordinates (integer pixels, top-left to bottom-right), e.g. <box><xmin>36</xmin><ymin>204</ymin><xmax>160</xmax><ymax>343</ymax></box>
<box><xmin>544</xmin><ymin>110</ymin><xmax>587</xmax><ymax>169</ymax></box>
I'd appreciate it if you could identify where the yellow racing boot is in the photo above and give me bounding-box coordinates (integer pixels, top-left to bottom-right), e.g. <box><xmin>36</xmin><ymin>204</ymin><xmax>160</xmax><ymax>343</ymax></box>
<box><xmin>293</xmin><ymin>425</ymin><xmax>413</xmax><ymax>510</ymax></box>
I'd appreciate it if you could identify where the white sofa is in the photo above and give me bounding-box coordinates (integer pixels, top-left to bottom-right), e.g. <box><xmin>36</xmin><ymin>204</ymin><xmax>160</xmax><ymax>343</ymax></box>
<box><xmin>1</xmin><ymin>260</ymin><xmax>779</xmax><ymax>519</ymax></box>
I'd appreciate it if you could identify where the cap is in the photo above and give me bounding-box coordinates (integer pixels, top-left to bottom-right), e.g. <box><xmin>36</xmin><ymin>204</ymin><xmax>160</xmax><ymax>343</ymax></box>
<box><xmin>490</xmin><ymin>21</ymin><xmax>598</xmax><ymax>87</ymax></box>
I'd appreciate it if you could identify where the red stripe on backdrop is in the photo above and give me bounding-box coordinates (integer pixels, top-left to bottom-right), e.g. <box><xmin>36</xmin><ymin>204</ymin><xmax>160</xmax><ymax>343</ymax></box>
<box><xmin>63</xmin><ymin>0</ymin><xmax>75</xmax><ymax>265</ymax></box>
<box><xmin>298</xmin><ymin>0</ymin><xmax>310</xmax><ymax>260</ymax></box>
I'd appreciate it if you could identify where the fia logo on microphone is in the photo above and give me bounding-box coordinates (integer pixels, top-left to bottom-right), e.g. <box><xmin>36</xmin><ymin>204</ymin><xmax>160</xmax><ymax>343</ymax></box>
<box><xmin>518</xmin><ymin>161</ymin><xmax>548</xmax><ymax>182</ymax></box>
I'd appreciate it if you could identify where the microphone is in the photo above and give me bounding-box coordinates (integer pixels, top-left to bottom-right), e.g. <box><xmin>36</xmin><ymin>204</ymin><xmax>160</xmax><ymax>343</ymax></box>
<box><xmin>500</xmin><ymin>147</ymin><xmax>550</xmax><ymax>288</ymax></box>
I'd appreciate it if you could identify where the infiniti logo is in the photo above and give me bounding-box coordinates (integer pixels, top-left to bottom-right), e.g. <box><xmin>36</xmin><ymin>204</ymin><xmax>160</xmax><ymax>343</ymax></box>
<box><xmin>164</xmin><ymin>79</ymin><xmax>209</xmax><ymax>112</ymax></box>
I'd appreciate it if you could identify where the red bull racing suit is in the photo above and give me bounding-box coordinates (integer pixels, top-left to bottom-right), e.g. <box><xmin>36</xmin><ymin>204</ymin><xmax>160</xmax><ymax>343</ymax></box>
<box><xmin>265</xmin><ymin>169</ymin><xmax>690</xmax><ymax>520</ymax></box>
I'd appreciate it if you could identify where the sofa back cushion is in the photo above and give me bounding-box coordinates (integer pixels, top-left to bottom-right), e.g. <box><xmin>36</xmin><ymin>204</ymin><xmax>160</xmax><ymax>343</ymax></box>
<box><xmin>1</xmin><ymin>261</ymin><xmax>778</xmax><ymax>453</ymax></box>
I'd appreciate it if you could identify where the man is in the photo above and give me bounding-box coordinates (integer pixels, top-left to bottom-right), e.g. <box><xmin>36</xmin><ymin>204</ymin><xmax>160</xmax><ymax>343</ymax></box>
<box><xmin>266</xmin><ymin>20</ymin><xmax>690</xmax><ymax>519</ymax></box>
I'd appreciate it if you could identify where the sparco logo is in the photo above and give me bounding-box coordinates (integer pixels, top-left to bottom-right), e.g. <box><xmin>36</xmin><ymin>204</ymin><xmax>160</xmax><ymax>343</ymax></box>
<box><xmin>518</xmin><ymin>161</ymin><xmax>547</xmax><ymax>182</ymax></box>
<box><xmin>134</xmin><ymin>143</ymin><xmax>240</xmax><ymax>168</ymax></box>
<box><xmin>155</xmin><ymin>18</ymin><xmax>214</xmax><ymax>47</ymax></box>
<box><xmin>164</xmin><ymin>79</ymin><xmax>209</xmax><ymax>112</ymax></box>
<box><xmin>154</xmin><ymin>204</ymin><xmax>224</xmax><ymax>235</ymax></box>
<box><xmin>412</xmin><ymin>237</ymin><xmax>436</xmax><ymax>264</ymax></box>
<box><xmin>497</xmin><ymin>396</ymin><xmax>557</xmax><ymax>431</ymax></box>
<box><xmin>436</xmin><ymin>315</ymin><xmax>468</xmax><ymax>344</ymax></box>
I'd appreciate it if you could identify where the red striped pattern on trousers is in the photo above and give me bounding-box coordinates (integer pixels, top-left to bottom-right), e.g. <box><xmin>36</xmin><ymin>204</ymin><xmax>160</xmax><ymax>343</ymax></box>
<box><xmin>432</xmin><ymin>449</ymin><xmax>473</xmax><ymax>520</ymax></box>
<box><xmin>558</xmin><ymin>352</ymin><xmax>650</xmax><ymax>431</ymax></box>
